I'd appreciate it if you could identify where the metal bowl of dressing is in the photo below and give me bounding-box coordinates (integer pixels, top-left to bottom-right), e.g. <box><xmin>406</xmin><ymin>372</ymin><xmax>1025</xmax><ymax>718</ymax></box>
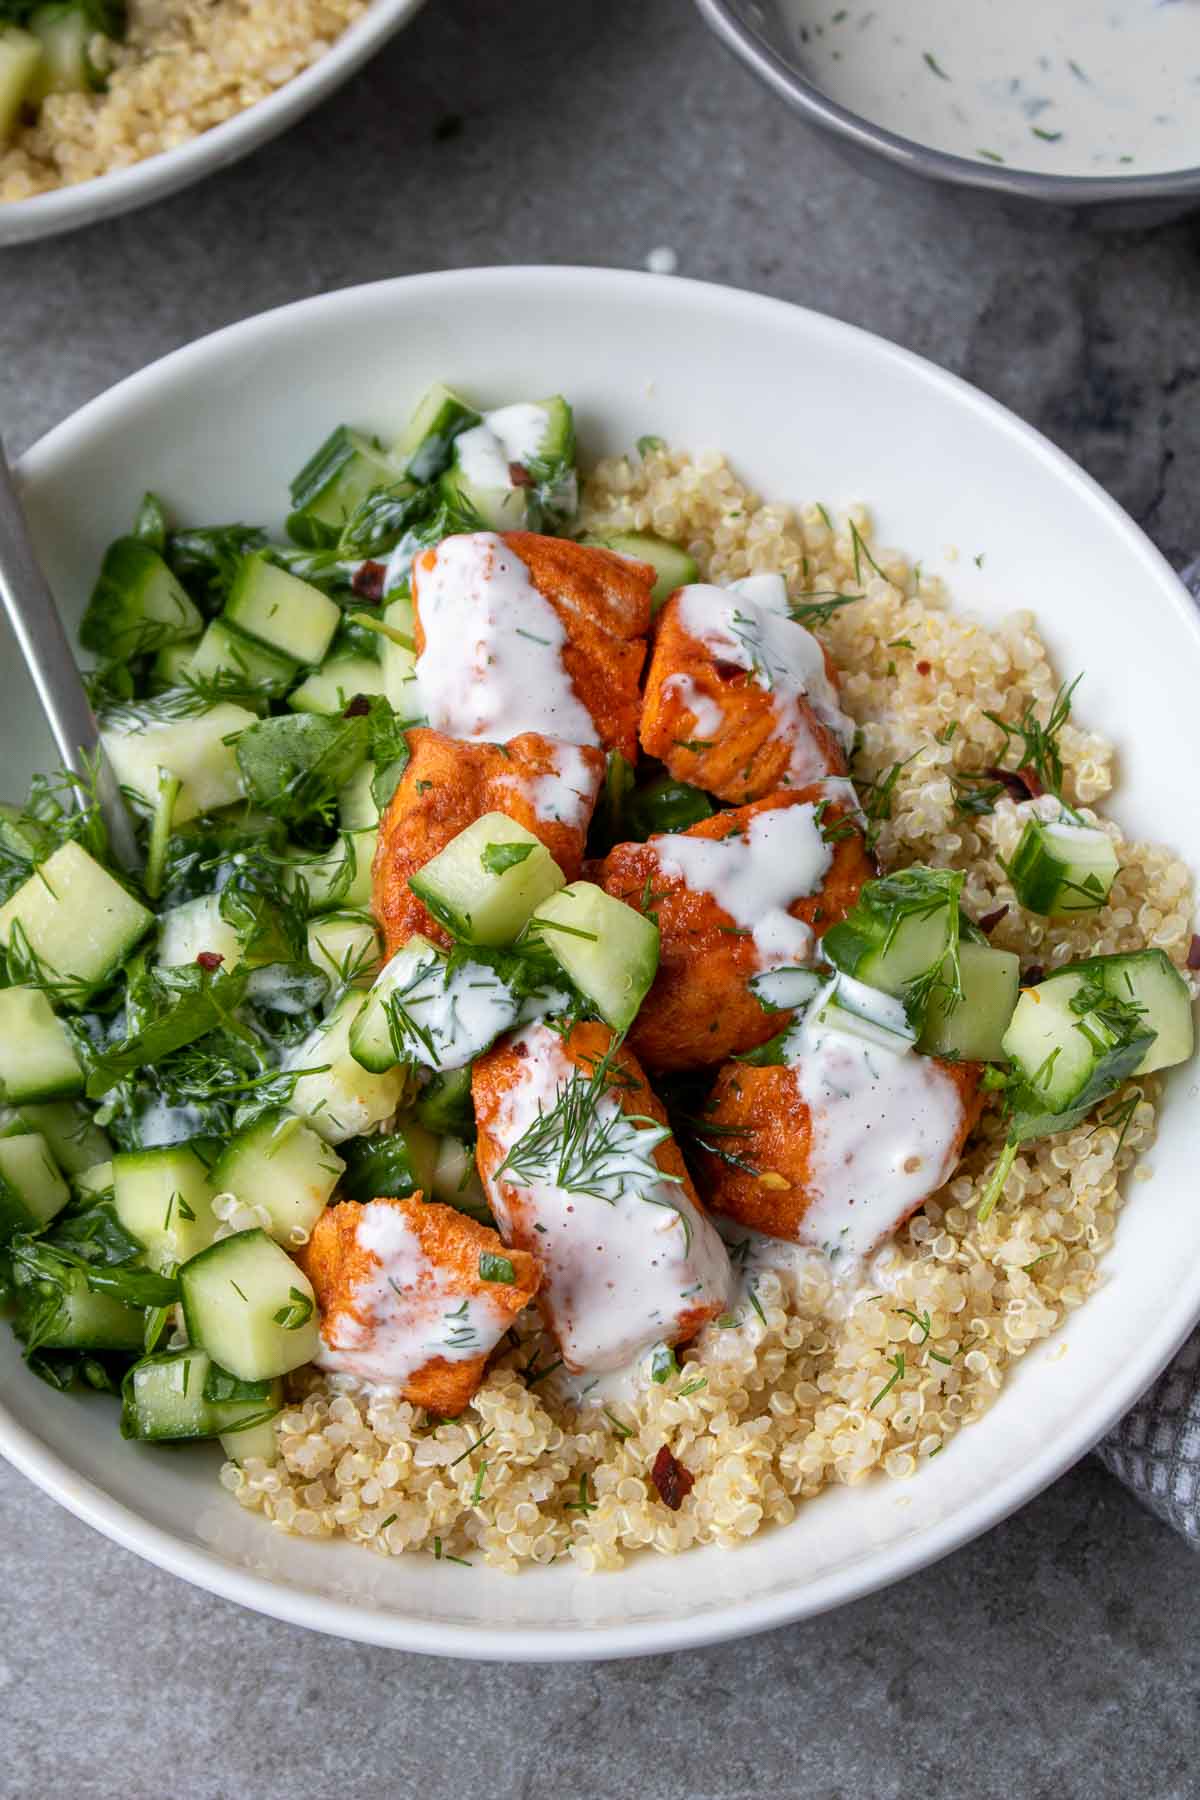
<box><xmin>694</xmin><ymin>0</ymin><xmax>1200</xmax><ymax>226</ymax></box>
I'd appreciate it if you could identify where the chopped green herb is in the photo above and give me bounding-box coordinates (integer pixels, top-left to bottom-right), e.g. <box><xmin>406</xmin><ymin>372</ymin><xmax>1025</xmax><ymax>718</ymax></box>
<box><xmin>478</xmin><ymin>1251</ymin><xmax>516</xmax><ymax>1284</ymax></box>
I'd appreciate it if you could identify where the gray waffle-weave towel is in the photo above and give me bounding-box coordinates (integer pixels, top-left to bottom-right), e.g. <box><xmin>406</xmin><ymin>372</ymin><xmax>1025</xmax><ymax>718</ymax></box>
<box><xmin>1093</xmin><ymin>554</ymin><xmax>1200</xmax><ymax>1543</ymax></box>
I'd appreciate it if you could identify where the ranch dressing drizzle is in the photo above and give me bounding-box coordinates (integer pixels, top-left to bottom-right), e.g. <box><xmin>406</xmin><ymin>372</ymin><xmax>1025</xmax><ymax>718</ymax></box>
<box><xmin>784</xmin><ymin>1</ymin><xmax>1200</xmax><ymax>177</ymax></box>
<box><xmin>483</xmin><ymin>1024</ymin><xmax>732</xmax><ymax>1372</ymax></box>
<box><xmin>675</xmin><ymin>582</ymin><xmax>855</xmax><ymax>779</ymax></box>
<box><xmin>777</xmin><ymin>976</ymin><xmax>966</xmax><ymax>1267</ymax></box>
<box><xmin>499</xmin><ymin>738</ymin><xmax>601</xmax><ymax>834</ymax></box>
<box><xmin>316</xmin><ymin>1204</ymin><xmax>512</xmax><ymax>1388</ymax></box>
<box><xmin>371</xmin><ymin>941</ymin><xmax>517</xmax><ymax>1071</ymax></box>
<box><xmin>414</xmin><ymin>532</ymin><xmax>600</xmax><ymax>745</ymax></box>
<box><xmin>651</xmin><ymin>801</ymin><xmax>832</xmax><ymax>968</ymax></box>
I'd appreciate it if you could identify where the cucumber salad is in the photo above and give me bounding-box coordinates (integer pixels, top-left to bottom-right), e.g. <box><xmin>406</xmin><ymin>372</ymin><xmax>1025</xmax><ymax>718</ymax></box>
<box><xmin>0</xmin><ymin>385</ymin><xmax>1193</xmax><ymax>1570</ymax></box>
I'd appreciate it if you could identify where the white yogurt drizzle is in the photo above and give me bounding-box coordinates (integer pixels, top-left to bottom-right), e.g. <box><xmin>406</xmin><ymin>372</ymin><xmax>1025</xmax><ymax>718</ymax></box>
<box><xmin>776</xmin><ymin>975</ymin><xmax>966</xmax><ymax>1268</ymax></box>
<box><xmin>414</xmin><ymin>532</ymin><xmax>599</xmax><ymax>745</ymax></box>
<box><xmin>499</xmin><ymin>738</ymin><xmax>601</xmax><ymax>834</ymax></box>
<box><xmin>369</xmin><ymin>940</ymin><xmax>518</xmax><ymax>1071</ymax></box>
<box><xmin>482</xmin><ymin>1023</ymin><xmax>732</xmax><ymax>1372</ymax></box>
<box><xmin>316</xmin><ymin>1203</ymin><xmax>513</xmax><ymax>1388</ymax></box>
<box><xmin>651</xmin><ymin>800</ymin><xmax>832</xmax><ymax>969</ymax></box>
<box><xmin>675</xmin><ymin>581</ymin><xmax>855</xmax><ymax>781</ymax></box>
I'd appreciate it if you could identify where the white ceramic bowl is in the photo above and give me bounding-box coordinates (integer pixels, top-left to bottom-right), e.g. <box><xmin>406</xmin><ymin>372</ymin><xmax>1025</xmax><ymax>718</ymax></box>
<box><xmin>0</xmin><ymin>0</ymin><xmax>427</xmax><ymax>247</ymax></box>
<box><xmin>3</xmin><ymin>268</ymin><xmax>1198</xmax><ymax>1659</ymax></box>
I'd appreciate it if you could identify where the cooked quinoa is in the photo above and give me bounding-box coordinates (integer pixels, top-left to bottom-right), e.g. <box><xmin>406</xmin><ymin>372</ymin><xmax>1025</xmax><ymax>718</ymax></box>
<box><xmin>222</xmin><ymin>442</ymin><xmax>1191</xmax><ymax>1572</ymax></box>
<box><xmin>0</xmin><ymin>0</ymin><xmax>368</xmax><ymax>202</ymax></box>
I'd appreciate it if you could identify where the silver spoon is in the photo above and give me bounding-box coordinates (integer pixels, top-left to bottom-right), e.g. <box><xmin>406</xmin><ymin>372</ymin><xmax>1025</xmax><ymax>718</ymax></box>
<box><xmin>0</xmin><ymin>445</ymin><xmax>140</xmax><ymax>873</ymax></box>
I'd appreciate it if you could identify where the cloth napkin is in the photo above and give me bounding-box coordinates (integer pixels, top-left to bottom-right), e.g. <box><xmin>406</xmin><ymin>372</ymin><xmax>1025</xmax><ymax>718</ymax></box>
<box><xmin>1093</xmin><ymin>553</ymin><xmax>1200</xmax><ymax>1544</ymax></box>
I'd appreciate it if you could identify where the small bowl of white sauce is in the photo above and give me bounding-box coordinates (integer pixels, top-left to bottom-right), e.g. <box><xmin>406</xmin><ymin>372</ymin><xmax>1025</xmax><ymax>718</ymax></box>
<box><xmin>695</xmin><ymin>0</ymin><xmax>1200</xmax><ymax>223</ymax></box>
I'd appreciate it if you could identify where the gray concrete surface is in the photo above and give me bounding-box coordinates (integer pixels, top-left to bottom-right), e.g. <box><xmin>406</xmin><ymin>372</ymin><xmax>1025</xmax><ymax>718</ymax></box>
<box><xmin>2</xmin><ymin>1</ymin><xmax>1199</xmax><ymax>1794</ymax></box>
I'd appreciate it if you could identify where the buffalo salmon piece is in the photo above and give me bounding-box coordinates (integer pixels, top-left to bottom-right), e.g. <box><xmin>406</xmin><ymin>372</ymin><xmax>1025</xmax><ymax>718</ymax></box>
<box><xmin>599</xmin><ymin>784</ymin><xmax>874</xmax><ymax>1073</ymax></box>
<box><xmin>472</xmin><ymin>1020</ymin><xmax>733</xmax><ymax>1372</ymax></box>
<box><xmin>297</xmin><ymin>1196</ymin><xmax>539</xmax><ymax>1409</ymax></box>
<box><xmin>373</xmin><ymin>727</ymin><xmax>605</xmax><ymax>954</ymax></box>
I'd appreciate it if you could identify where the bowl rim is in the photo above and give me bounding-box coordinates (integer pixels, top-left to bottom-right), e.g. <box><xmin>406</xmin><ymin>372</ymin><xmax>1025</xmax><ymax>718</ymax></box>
<box><xmin>0</xmin><ymin>0</ymin><xmax>428</xmax><ymax>247</ymax></box>
<box><xmin>6</xmin><ymin>265</ymin><xmax>1200</xmax><ymax>1659</ymax></box>
<box><xmin>694</xmin><ymin>0</ymin><xmax>1200</xmax><ymax>204</ymax></box>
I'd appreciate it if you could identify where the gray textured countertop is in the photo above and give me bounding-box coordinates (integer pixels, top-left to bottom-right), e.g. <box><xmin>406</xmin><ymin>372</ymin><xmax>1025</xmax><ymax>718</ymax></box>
<box><xmin>3</xmin><ymin>2</ymin><xmax>1200</xmax><ymax>1794</ymax></box>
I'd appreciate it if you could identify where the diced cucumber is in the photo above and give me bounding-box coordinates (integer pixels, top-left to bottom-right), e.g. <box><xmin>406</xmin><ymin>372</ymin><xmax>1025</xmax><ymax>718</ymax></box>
<box><xmin>918</xmin><ymin>940</ymin><xmax>1022</xmax><ymax>1062</ymax></box>
<box><xmin>288</xmin><ymin>426</ymin><xmax>404</xmax><ymax>538</ymax></box>
<box><xmin>220</xmin><ymin>1411</ymin><xmax>281</xmax><ymax>1464</ymax></box>
<box><xmin>338</xmin><ymin>760</ymin><xmax>381</xmax><ymax>830</ymax></box>
<box><xmin>432</xmin><ymin>1135</ymin><xmax>492</xmax><ymax>1224</ymax></box>
<box><xmin>1008</xmin><ymin>817</ymin><xmax>1119</xmax><ymax>917</ymax></box>
<box><xmin>525</xmin><ymin>881</ymin><xmax>658</xmax><ymax>1031</ymax></box>
<box><xmin>0</xmin><ymin>1132</ymin><xmax>70</xmax><ymax>1242</ymax></box>
<box><xmin>23</xmin><ymin>1269</ymin><xmax>145</xmax><ymax>1352</ymax></box>
<box><xmin>103</xmin><ymin>700</ymin><xmax>256</xmax><ymax>824</ymax></box>
<box><xmin>409</xmin><ymin>812</ymin><xmax>564</xmax><ymax>946</ymax></box>
<box><xmin>0</xmin><ymin>802</ymin><xmax>50</xmax><ymax>865</ymax></box>
<box><xmin>73</xmin><ymin>1157</ymin><xmax>113</xmax><ymax>1200</ymax></box>
<box><xmin>1001</xmin><ymin>966</ymin><xmax>1154</xmax><ymax>1133</ymax></box>
<box><xmin>0</xmin><ymin>987</ymin><xmax>83</xmax><ymax>1102</ymax></box>
<box><xmin>0</xmin><ymin>27</ymin><xmax>42</xmax><ymax>142</ymax></box>
<box><xmin>822</xmin><ymin>867</ymin><xmax>962</xmax><ymax>1026</ymax></box>
<box><xmin>187</xmin><ymin>618</ymin><xmax>299</xmax><ymax>698</ymax></box>
<box><xmin>210</xmin><ymin>1111</ymin><xmax>344</xmax><ymax>1246</ymax></box>
<box><xmin>151</xmin><ymin>641</ymin><xmax>198</xmax><ymax>690</ymax></box>
<box><xmin>284</xmin><ymin>828</ymin><xmax>376</xmax><ymax>915</ymax></box>
<box><xmin>156</xmin><ymin>894</ymin><xmax>244</xmax><ymax>970</ymax></box>
<box><xmin>381</xmin><ymin>596</ymin><xmax>422</xmax><ymax>718</ymax></box>
<box><xmin>349</xmin><ymin>935</ymin><xmax>519</xmax><ymax>1074</ymax></box>
<box><xmin>807</xmin><ymin>972</ymin><xmax>916</xmax><ymax>1053</ymax></box>
<box><xmin>112</xmin><ymin>1142</ymin><xmax>219</xmax><ymax>1272</ymax></box>
<box><xmin>80</xmin><ymin>537</ymin><xmax>203</xmax><ymax>660</ymax></box>
<box><xmin>121</xmin><ymin>1346</ymin><xmax>282</xmax><ymax>1442</ymax></box>
<box><xmin>288</xmin><ymin>652</ymin><xmax>388</xmax><ymax>717</ymax></box>
<box><xmin>285</xmin><ymin>991</ymin><xmax>410</xmax><ymax>1144</ymax></box>
<box><xmin>338</xmin><ymin>1118</ymin><xmax>438</xmax><ymax>1202</ymax></box>
<box><xmin>395</xmin><ymin>383</ymin><xmax>481</xmax><ymax>484</ymax></box>
<box><xmin>1080</xmin><ymin>948</ymin><xmax>1194</xmax><ymax>1077</ymax></box>
<box><xmin>579</xmin><ymin>531</ymin><xmax>698</xmax><ymax>610</ymax></box>
<box><xmin>414</xmin><ymin>1063</ymin><xmax>474</xmax><ymax>1136</ymax></box>
<box><xmin>225</xmin><ymin>554</ymin><xmax>340</xmax><ymax>665</ymax></box>
<box><xmin>0</xmin><ymin>841</ymin><xmax>153</xmax><ymax>1004</ymax></box>
<box><xmin>440</xmin><ymin>444</ymin><xmax>527</xmax><ymax>531</ymax></box>
<box><xmin>306</xmin><ymin>909</ymin><xmax>380</xmax><ymax>991</ymax></box>
<box><xmin>11</xmin><ymin>1101</ymin><xmax>111</xmax><ymax>1176</ymax></box>
<box><xmin>26</xmin><ymin>5</ymin><xmax>94</xmax><ymax>102</ymax></box>
<box><xmin>180</xmin><ymin>1228</ymin><xmax>321</xmax><ymax>1381</ymax></box>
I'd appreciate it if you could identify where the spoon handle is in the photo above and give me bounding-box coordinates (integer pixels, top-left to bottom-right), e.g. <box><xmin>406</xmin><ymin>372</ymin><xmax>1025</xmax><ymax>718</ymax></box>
<box><xmin>0</xmin><ymin>450</ymin><xmax>140</xmax><ymax>872</ymax></box>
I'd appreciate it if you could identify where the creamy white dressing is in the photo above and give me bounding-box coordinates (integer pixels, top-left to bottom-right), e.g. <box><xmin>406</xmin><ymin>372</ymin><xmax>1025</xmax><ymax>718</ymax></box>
<box><xmin>651</xmin><ymin>801</ymin><xmax>832</xmax><ymax>969</ymax></box>
<box><xmin>785</xmin><ymin>0</ymin><xmax>1200</xmax><ymax>176</ymax></box>
<box><xmin>778</xmin><ymin>976</ymin><xmax>966</xmax><ymax>1266</ymax></box>
<box><xmin>316</xmin><ymin>1203</ymin><xmax>513</xmax><ymax>1388</ymax></box>
<box><xmin>371</xmin><ymin>940</ymin><xmax>518</xmax><ymax>1071</ymax></box>
<box><xmin>661</xmin><ymin>671</ymin><xmax>726</xmax><ymax>740</ymax></box>
<box><xmin>482</xmin><ymin>1024</ymin><xmax>733</xmax><ymax>1372</ymax></box>
<box><xmin>675</xmin><ymin>582</ymin><xmax>855</xmax><ymax>779</ymax></box>
<box><xmin>414</xmin><ymin>532</ymin><xmax>600</xmax><ymax>745</ymax></box>
<box><xmin>499</xmin><ymin>738</ymin><xmax>601</xmax><ymax>833</ymax></box>
<box><xmin>132</xmin><ymin>1097</ymin><xmax>209</xmax><ymax>1147</ymax></box>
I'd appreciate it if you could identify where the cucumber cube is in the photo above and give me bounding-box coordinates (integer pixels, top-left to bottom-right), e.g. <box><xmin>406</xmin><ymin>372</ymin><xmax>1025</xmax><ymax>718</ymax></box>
<box><xmin>103</xmin><ymin>701</ymin><xmax>257</xmax><ymax>824</ymax></box>
<box><xmin>822</xmin><ymin>867</ymin><xmax>961</xmax><ymax>1025</ymax></box>
<box><xmin>122</xmin><ymin>1346</ymin><xmax>282</xmax><ymax>1442</ymax></box>
<box><xmin>13</xmin><ymin>1102</ymin><xmax>111</xmax><ymax>1176</ymax></box>
<box><xmin>220</xmin><ymin>1412</ymin><xmax>281</xmax><ymax>1465</ymax></box>
<box><xmin>24</xmin><ymin>1269</ymin><xmax>145</xmax><ymax>1352</ymax></box>
<box><xmin>349</xmin><ymin>935</ymin><xmax>519</xmax><ymax>1074</ymax></box>
<box><xmin>112</xmin><ymin>1142</ymin><xmax>219</xmax><ymax>1272</ymax></box>
<box><xmin>0</xmin><ymin>987</ymin><xmax>84</xmax><ymax>1102</ymax></box>
<box><xmin>0</xmin><ymin>1132</ymin><xmax>69</xmax><ymax>1242</ymax></box>
<box><xmin>381</xmin><ymin>597</ymin><xmax>422</xmax><ymax>718</ymax></box>
<box><xmin>0</xmin><ymin>27</ymin><xmax>42</xmax><ymax>143</ymax></box>
<box><xmin>180</xmin><ymin>1229</ymin><xmax>321</xmax><ymax>1381</ymax></box>
<box><xmin>187</xmin><ymin>618</ymin><xmax>300</xmax><ymax>698</ymax></box>
<box><xmin>306</xmin><ymin>910</ymin><xmax>380</xmax><ymax>990</ymax></box>
<box><xmin>1089</xmin><ymin>948</ymin><xmax>1193</xmax><ymax>1077</ymax></box>
<box><xmin>1008</xmin><ymin>817</ymin><xmax>1119</xmax><ymax>917</ymax></box>
<box><xmin>338</xmin><ymin>760</ymin><xmax>381</xmax><ymax>830</ymax></box>
<box><xmin>0</xmin><ymin>841</ymin><xmax>153</xmax><ymax>1004</ymax></box>
<box><xmin>26</xmin><ymin>4</ymin><xmax>92</xmax><ymax>101</ymax></box>
<box><xmin>209</xmin><ymin>1111</ymin><xmax>344</xmax><ymax>1246</ymax></box>
<box><xmin>579</xmin><ymin>531</ymin><xmax>698</xmax><ymax>610</ymax></box>
<box><xmin>396</xmin><ymin>383</ymin><xmax>481</xmax><ymax>483</ymax></box>
<box><xmin>73</xmin><ymin>1158</ymin><xmax>114</xmax><ymax>1200</ymax></box>
<box><xmin>284</xmin><ymin>828</ymin><xmax>376</xmax><ymax>915</ymax></box>
<box><xmin>288</xmin><ymin>652</ymin><xmax>388</xmax><ymax>717</ymax></box>
<box><xmin>338</xmin><ymin>1118</ymin><xmax>439</xmax><ymax>1203</ymax></box>
<box><xmin>526</xmin><ymin>881</ymin><xmax>659</xmax><ymax>1031</ymax></box>
<box><xmin>225</xmin><ymin>554</ymin><xmax>341</xmax><ymax>665</ymax></box>
<box><xmin>80</xmin><ymin>537</ymin><xmax>203</xmax><ymax>660</ymax></box>
<box><xmin>408</xmin><ymin>812</ymin><xmax>564</xmax><ymax>945</ymax></box>
<box><xmin>156</xmin><ymin>894</ymin><xmax>245</xmax><ymax>970</ymax></box>
<box><xmin>918</xmin><ymin>941</ymin><xmax>1021</xmax><ymax>1062</ymax></box>
<box><xmin>288</xmin><ymin>426</ymin><xmax>403</xmax><ymax>534</ymax></box>
<box><xmin>285</xmin><ymin>991</ymin><xmax>410</xmax><ymax>1143</ymax></box>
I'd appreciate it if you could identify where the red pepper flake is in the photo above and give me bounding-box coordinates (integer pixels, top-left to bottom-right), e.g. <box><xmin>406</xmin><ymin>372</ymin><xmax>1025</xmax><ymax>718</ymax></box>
<box><xmin>508</xmin><ymin>462</ymin><xmax>534</xmax><ymax>488</ymax></box>
<box><xmin>1188</xmin><ymin>935</ymin><xmax>1200</xmax><ymax>971</ymax></box>
<box><xmin>351</xmin><ymin>560</ymin><xmax>387</xmax><ymax>602</ymax></box>
<box><xmin>343</xmin><ymin>693</ymin><xmax>371</xmax><ymax>718</ymax></box>
<box><xmin>978</xmin><ymin>905</ymin><xmax>1009</xmax><ymax>934</ymax></box>
<box><xmin>650</xmin><ymin>1444</ymin><xmax>694</xmax><ymax>1511</ymax></box>
<box><xmin>195</xmin><ymin>951</ymin><xmax>224</xmax><ymax>972</ymax></box>
<box><xmin>915</xmin><ymin>659</ymin><xmax>932</xmax><ymax>676</ymax></box>
<box><xmin>983</xmin><ymin>764</ymin><xmax>1034</xmax><ymax>803</ymax></box>
<box><xmin>1015</xmin><ymin>762</ymin><xmax>1044</xmax><ymax>798</ymax></box>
